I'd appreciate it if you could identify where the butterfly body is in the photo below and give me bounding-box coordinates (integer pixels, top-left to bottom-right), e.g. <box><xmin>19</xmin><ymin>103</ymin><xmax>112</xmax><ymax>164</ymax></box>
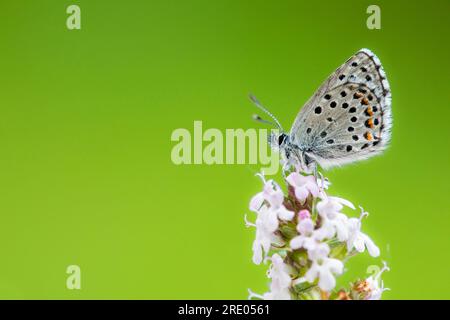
<box><xmin>265</xmin><ymin>49</ymin><xmax>392</xmax><ymax>172</ymax></box>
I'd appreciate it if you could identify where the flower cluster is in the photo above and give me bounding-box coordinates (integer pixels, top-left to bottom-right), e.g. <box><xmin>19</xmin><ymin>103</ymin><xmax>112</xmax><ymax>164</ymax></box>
<box><xmin>246</xmin><ymin>171</ymin><xmax>389</xmax><ymax>300</ymax></box>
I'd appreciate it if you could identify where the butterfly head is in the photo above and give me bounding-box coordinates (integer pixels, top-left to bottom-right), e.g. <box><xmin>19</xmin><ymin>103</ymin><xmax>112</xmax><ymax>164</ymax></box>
<box><xmin>249</xmin><ymin>94</ymin><xmax>317</xmax><ymax>173</ymax></box>
<box><xmin>268</xmin><ymin>131</ymin><xmax>289</xmax><ymax>151</ymax></box>
<box><xmin>269</xmin><ymin>132</ymin><xmax>316</xmax><ymax>173</ymax></box>
<box><xmin>277</xmin><ymin>132</ymin><xmax>289</xmax><ymax>149</ymax></box>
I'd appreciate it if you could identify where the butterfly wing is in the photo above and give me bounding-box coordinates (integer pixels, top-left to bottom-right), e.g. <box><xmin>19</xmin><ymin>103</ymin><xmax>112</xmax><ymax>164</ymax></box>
<box><xmin>290</xmin><ymin>48</ymin><xmax>392</xmax><ymax>169</ymax></box>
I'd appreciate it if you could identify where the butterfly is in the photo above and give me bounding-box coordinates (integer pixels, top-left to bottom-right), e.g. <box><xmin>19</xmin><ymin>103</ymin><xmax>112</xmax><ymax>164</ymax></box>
<box><xmin>251</xmin><ymin>48</ymin><xmax>392</xmax><ymax>172</ymax></box>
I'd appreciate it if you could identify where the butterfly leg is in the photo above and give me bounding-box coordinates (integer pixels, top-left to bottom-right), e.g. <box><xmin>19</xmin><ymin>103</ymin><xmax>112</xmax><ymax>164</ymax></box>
<box><xmin>281</xmin><ymin>163</ymin><xmax>288</xmax><ymax>179</ymax></box>
<box><xmin>313</xmin><ymin>164</ymin><xmax>318</xmax><ymax>181</ymax></box>
<box><xmin>281</xmin><ymin>160</ymin><xmax>295</xmax><ymax>180</ymax></box>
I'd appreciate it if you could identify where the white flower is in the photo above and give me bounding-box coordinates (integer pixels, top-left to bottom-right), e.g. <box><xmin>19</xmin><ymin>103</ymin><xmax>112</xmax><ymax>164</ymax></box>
<box><xmin>248</xmin><ymin>178</ymin><xmax>295</xmax><ymax>264</ymax></box>
<box><xmin>250</xmin><ymin>206</ymin><xmax>280</xmax><ymax>265</ymax></box>
<box><xmin>247</xmin><ymin>171</ymin><xmax>388</xmax><ymax>299</ymax></box>
<box><xmin>250</xmin><ymin>179</ymin><xmax>295</xmax><ymax>229</ymax></box>
<box><xmin>315</xmin><ymin>213</ymin><xmax>349</xmax><ymax>242</ymax></box>
<box><xmin>249</xmin><ymin>173</ymin><xmax>269</xmax><ymax>212</ymax></box>
<box><xmin>249</xmin><ymin>192</ymin><xmax>264</xmax><ymax>213</ymax></box>
<box><xmin>355</xmin><ymin>262</ymin><xmax>390</xmax><ymax>300</ymax></box>
<box><xmin>304</xmin><ymin>243</ymin><xmax>344</xmax><ymax>292</ymax></box>
<box><xmin>347</xmin><ymin>209</ymin><xmax>380</xmax><ymax>257</ymax></box>
<box><xmin>266</xmin><ymin>254</ymin><xmax>292</xmax><ymax>299</ymax></box>
<box><xmin>290</xmin><ymin>218</ymin><xmax>318</xmax><ymax>251</ymax></box>
<box><xmin>315</xmin><ymin>196</ymin><xmax>355</xmax><ymax>241</ymax></box>
<box><xmin>365</xmin><ymin>262</ymin><xmax>390</xmax><ymax>300</ymax></box>
<box><xmin>286</xmin><ymin>172</ymin><xmax>320</xmax><ymax>203</ymax></box>
<box><xmin>248</xmin><ymin>254</ymin><xmax>292</xmax><ymax>300</ymax></box>
<box><xmin>317</xmin><ymin>196</ymin><xmax>355</xmax><ymax>219</ymax></box>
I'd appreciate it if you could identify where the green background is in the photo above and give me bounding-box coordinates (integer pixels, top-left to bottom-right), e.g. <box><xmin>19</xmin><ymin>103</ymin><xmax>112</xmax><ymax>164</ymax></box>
<box><xmin>0</xmin><ymin>0</ymin><xmax>448</xmax><ymax>299</ymax></box>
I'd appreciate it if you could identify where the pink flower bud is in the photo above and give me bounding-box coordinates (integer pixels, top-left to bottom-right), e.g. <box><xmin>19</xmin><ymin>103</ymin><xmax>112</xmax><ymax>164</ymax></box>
<box><xmin>298</xmin><ymin>209</ymin><xmax>311</xmax><ymax>220</ymax></box>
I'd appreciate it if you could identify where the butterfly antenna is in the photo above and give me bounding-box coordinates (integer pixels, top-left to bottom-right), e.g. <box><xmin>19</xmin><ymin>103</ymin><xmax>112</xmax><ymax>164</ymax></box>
<box><xmin>249</xmin><ymin>94</ymin><xmax>284</xmax><ymax>131</ymax></box>
<box><xmin>252</xmin><ymin>114</ymin><xmax>277</xmax><ymax>127</ymax></box>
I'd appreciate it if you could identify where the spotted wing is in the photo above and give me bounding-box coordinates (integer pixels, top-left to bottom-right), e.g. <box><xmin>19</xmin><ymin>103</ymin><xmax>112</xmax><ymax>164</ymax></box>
<box><xmin>290</xmin><ymin>48</ymin><xmax>392</xmax><ymax>169</ymax></box>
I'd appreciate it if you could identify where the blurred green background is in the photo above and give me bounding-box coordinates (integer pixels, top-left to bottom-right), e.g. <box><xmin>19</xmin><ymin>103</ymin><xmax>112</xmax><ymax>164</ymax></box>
<box><xmin>0</xmin><ymin>0</ymin><xmax>449</xmax><ymax>299</ymax></box>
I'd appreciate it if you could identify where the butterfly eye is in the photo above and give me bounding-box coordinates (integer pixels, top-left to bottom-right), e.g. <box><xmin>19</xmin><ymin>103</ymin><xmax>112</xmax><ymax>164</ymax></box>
<box><xmin>278</xmin><ymin>134</ymin><xmax>287</xmax><ymax>146</ymax></box>
<box><xmin>304</xmin><ymin>154</ymin><xmax>313</xmax><ymax>166</ymax></box>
